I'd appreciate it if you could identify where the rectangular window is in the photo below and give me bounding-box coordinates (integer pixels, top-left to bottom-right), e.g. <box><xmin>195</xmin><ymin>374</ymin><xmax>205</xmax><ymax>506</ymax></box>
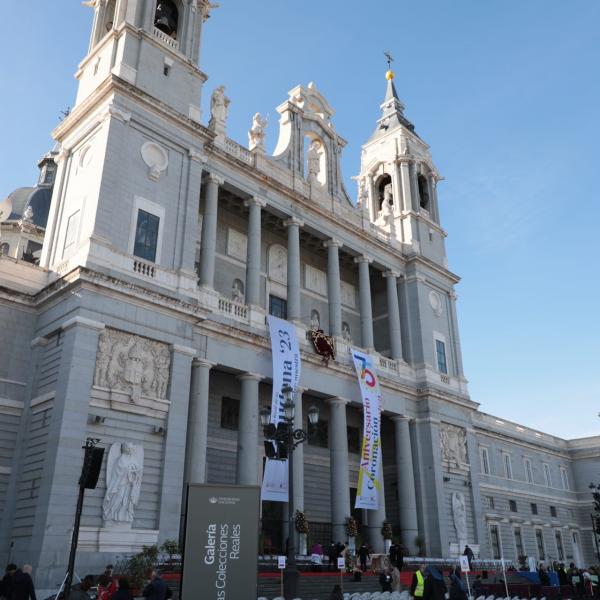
<box><xmin>308</xmin><ymin>420</ymin><xmax>328</xmax><ymax>448</ymax></box>
<box><xmin>482</xmin><ymin>495</ymin><xmax>495</xmax><ymax>510</ymax></box>
<box><xmin>63</xmin><ymin>209</ymin><xmax>81</xmax><ymax>257</ymax></box>
<box><xmin>503</xmin><ymin>453</ymin><xmax>513</xmax><ymax>480</ymax></box>
<box><xmin>555</xmin><ymin>530</ymin><xmax>565</xmax><ymax>561</ymax></box>
<box><xmin>531</xmin><ymin>503</ymin><xmax>538</xmax><ymax>515</ymax></box>
<box><xmin>347</xmin><ymin>426</ymin><xmax>361</xmax><ymax>454</ymax></box>
<box><xmin>269</xmin><ymin>295</ymin><xmax>287</xmax><ymax>319</ymax></box>
<box><xmin>133</xmin><ymin>209</ymin><xmax>160</xmax><ymax>262</ymax></box>
<box><xmin>220</xmin><ymin>397</ymin><xmax>239</xmax><ymax>430</ymax></box>
<box><xmin>524</xmin><ymin>458</ymin><xmax>533</xmax><ymax>484</ymax></box>
<box><xmin>535</xmin><ymin>528</ymin><xmax>546</xmax><ymax>560</ymax></box>
<box><xmin>490</xmin><ymin>524</ymin><xmax>502</xmax><ymax>560</ymax></box>
<box><xmin>480</xmin><ymin>447</ymin><xmax>490</xmax><ymax>475</ymax></box>
<box><xmin>550</xmin><ymin>506</ymin><xmax>557</xmax><ymax>518</ymax></box>
<box><xmin>543</xmin><ymin>463</ymin><xmax>552</xmax><ymax>487</ymax></box>
<box><xmin>514</xmin><ymin>527</ymin><xmax>525</xmax><ymax>558</ymax></box>
<box><xmin>435</xmin><ymin>339</ymin><xmax>448</xmax><ymax>374</ymax></box>
<box><xmin>509</xmin><ymin>499</ymin><xmax>518</xmax><ymax>512</ymax></box>
<box><xmin>560</xmin><ymin>467</ymin><xmax>570</xmax><ymax>490</ymax></box>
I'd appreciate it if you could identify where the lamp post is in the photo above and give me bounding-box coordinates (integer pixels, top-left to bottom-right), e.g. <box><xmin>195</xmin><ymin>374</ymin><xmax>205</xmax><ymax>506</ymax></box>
<box><xmin>260</xmin><ymin>385</ymin><xmax>319</xmax><ymax>600</ymax></box>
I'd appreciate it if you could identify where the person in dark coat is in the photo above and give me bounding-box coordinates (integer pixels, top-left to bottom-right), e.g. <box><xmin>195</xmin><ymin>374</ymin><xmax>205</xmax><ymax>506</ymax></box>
<box><xmin>358</xmin><ymin>544</ymin><xmax>370</xmax><ymax>572</ymax></box>
<box><xmin>142</xmin><ymin>570</ymin><xmax>171</xmax><ymax>600</ymax></box>
<box><xmin>0</xmin><ymin>564</ymin><xmax>17</xmax><ymax>600</ymax></box>
<box><xmin>329</xmin><ymin>583</ymin><xmax>344</xmax><ymax>600</ymax></box>
<box><xmin>449</xmin><ymin>567</ymin><xmax>467</xmax><ymax>600</ymax></box>
<box><xmin>423</xmin><ymin>566</ymin><xmax>447</xmax><ymax>600</ymax></box>
<box><xmin>110</xmin><ymin>578</ymin><xmax>134</xmax><ymax>600</ymax></box>
<box><xmin>379</xmin><ymin>569</ymin><xmax>393</xmax><ymax>592</ymax></box>
<box><xmin>463</xmin><ymin>545</ymin><xmax>474</xmax><ymax>569</ymax></box>
<box><xmin>327</xmin><ymin>543</ymin><xmax>337</xmax><ymax>570</ymax></box>
<box><xmin>11</xmin><ymin>565</ymin><xmax>36</xmax><ymax>600</ymax></box>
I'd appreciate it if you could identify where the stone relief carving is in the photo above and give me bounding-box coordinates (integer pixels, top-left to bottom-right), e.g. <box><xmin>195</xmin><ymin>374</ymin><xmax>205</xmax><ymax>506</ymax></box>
<box><xmin>94</xmin><ymin>329</ymin><xmax>171</xmax><ymax>402</ymax></box>
<box><xmin>103</xmin><ymin>442</ymin><xmax>144</xmax><ymax>528</ymax></box>
<box><xmin>248</xmin><ymin>112</ymin><xmax>268</xmax><ymax>152</ymax></box>
<box><xmin>305</xmin><ymin>265</ymin><xmax>327</xmax><ymax>295</ymax></box>
<box><xmin>440</xmin><ymin>422</ymin><xmax>468</xmax><ymax>467</ymax></box>
<box><xmin>268</xmin><ymin>244</ymin><xmax>287</xmax><ymax>283</ymax></box>
<box><xmin>452</xmin><ymin>491</ymin><xmax>468</xmax><ymax>549</ymax></box>
<box><xmin>429</xmin><ymin>290</ymin><xmax>443</xmax><ymax>318</ymax></box>
<box><xmin>227</xmin><ymin>228</ymin><xmax>248</xmax><ymax>261</ymax></box>
<box><xmin>340</xmin><ymin>281</ymin><xmax>356</xmax><ymax>308</ymax></box>
<box><xmin>140</xmin><ymin>141</ymin><xmax>168</xmax><ymax>181</ymax></box>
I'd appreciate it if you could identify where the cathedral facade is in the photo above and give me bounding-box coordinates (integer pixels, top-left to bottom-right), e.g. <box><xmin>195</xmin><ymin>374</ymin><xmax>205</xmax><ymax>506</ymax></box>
<box><xmin>0</xmin><ymin>1</ymin><xmax>597</xmax><ymax>592</ymax></box>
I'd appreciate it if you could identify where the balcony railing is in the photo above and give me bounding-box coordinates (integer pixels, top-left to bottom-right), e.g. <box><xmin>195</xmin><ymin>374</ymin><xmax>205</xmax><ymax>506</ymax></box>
<box><xmin>152</xmin><ymin>27</ymin><xmax>180</xmax><ymax>51</ymax></box>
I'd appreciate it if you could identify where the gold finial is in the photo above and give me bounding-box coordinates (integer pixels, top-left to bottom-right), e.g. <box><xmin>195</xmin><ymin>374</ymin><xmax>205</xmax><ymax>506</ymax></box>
<box><xmin>386</xmin><ymin>70</ymin><xmax>395</xmax><ymax>81</ymax></box>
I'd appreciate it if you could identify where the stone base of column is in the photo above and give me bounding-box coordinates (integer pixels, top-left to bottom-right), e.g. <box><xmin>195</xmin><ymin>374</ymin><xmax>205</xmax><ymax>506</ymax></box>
<box><xmin>198</xmin><ymin>285</ymin><xmax>220</xmax><ymax>311</ymax></box>
<box><xmin>248</xmin><ymin>304</ymin><xmax>267</xmax><ymax>329</ymax></box>
<box><xmin>177</xmin><ymin>269</ymin><xmax>201</xmax><ymax>298</ymax></box>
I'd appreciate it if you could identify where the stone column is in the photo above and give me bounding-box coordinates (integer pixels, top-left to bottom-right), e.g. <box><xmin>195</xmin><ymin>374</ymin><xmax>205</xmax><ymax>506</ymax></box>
<box><xmin>428</xmin><ymin>174</ymin><xmax>439</xmax><ymax>223</ymax></box>
<box><xmin>399</xmin><ymin>160</ymin><xmax>412</xmax><ymax>212</ymax></box>
<box><xmin>384</xmin><ymin>270</ymin><xmax>403</xmax><ymax>360</ymax></box>
<box><xmin>198</xmin><ymin>173</ymin><xmax>223</xmax><ymax>289</ymax></box>
<box><xmin>158</xmin><ymin>344</ymin><xmax>196</xmax><ymax>543</ymax></box>
<box><xmin>285</xmin><ymin>217</ymin><xmax>304</xmax><ymax>322</ymax></box>
<box><xmin>244</xmin><ymin>197</ymin><xmax>265</xmax><ymax>306</ymax></box>
<box><xmin>329</xmin><ymin>397</ymin><xmax>351</xmax><ymax>543</ymax></box>
<box><xmin>355</xmin><ymin>256</ymin><xmax>374</xmax><ymax>349</ymax></box>
<box><xmin>325</xmin><ymin>239</ymin><xmax>343</xmax><ymax>338</ymax></box>
<box><xmin>409</xmin><ymin>162</ymin><xmax>420</xmax><ymax>211</ymax></box>
<box><xmin>392</xmin><ymin>415</ymin><xmax>419</xmax><ymax>553</ymax></box>
<box><xmin>236</xmin><ymin>372</ymin><xmax>262</xmax><ymax>485</ymax></box>
<box><xmin>185</xmin><ymin>358</ymin><xmax>215</xmax><ymax>485</ymax></box>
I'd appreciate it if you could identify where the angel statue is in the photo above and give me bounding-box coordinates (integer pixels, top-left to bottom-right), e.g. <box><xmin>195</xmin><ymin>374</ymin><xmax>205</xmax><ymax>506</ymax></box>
<box><xmin>102</xmin><ymin>442</ymin><xmax>144</xmax><ymax>527</ymax></box>
<box><xmin>248</xmin><ymin>112</ymin><xmax>268</xmax><ymax>151</ymax></box>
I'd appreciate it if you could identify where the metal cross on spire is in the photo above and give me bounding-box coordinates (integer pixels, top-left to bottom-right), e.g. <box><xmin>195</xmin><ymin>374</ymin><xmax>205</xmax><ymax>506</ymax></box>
<box><xmin>384</xmin><ymin>50</ymin><xmax>394</xmax><ymax>70</ymax></box>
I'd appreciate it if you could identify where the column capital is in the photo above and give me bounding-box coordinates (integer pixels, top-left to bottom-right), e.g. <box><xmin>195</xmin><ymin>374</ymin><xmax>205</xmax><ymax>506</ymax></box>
<box><xmin>244</xmin><ymin>196</ymin><xmax>266</xmax><ymax>208</ymax></box>
<box><xmin>323</xmin><ymin>238</ymin><xmax>343</xmax><ymax>249</ymax></box>
<box><xmin>328</xmin><ymin>396</ymin><xmax>350</xmax><ymax>406</ymax></box>
<box><xmin>188</xmin><ymin>148</ymin><xmax>207</xmax><ymax>163</ymax></box>
<box><xmin>390</xmin><ymin>414</ymin><xmax>413</xmax><ymax>424</ymax></box>
<box><xmin>237</xmin><ymin>372</ymin><xmax>264</xmax><ymax>382</ymax></box>
<box><xmin>284</xmin><ymin>216</ymin><xmax>304</xmax><ymax>228</ymax></box>
<box><xmin>383</xmin><ymin>269</ymin><xmax>401</xmax><ymax>279</ymax></box>
<box><xmin>206</xmin><ymin>172</ymin><xmax>224</xmax><ymax>185</ymax></box>
<box><xmin>354</xmin><ymin>255</ymin><xmax>372</xmax><ymax>265</ymax></box>
<box><xmin>193</xmin><ymin>357</ymin><xmax>217</xmax><ymax>369</ymax></box>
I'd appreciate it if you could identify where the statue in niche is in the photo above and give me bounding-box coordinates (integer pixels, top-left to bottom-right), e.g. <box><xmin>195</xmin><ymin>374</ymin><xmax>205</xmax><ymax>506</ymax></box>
<box><xmin>310</xmin><ymin>309</ymin><xmax>321</xmax><ymax>331</ymax></box>
<box><xmin>208</xmin><ymin>85</ymin><xmax>230</xmax><ymax>133</ymax></box>
<box><xmin>232</xmin><ymin>278</ymin><xmax>245</xmax><ymax>303</ymax></box>
<box><xmin>248</xmin><ymin>112</ymin><xmax>268</xmax><ymax>151</ymax></box>
<box><xmin>452</xmin><ymin>491</ymin><xmax>468</xmax><ymax>549</ymax></box>
<box><xmin>307</xmin><ymin>140</ymin><xmax>322</xmax><ymax>185</ymax></box>
<box><xmin>152</xmin><ymin>347</ymin><xmax>170</xmax><ymax>399</ymax></box>
<box><xmin>440</xmin><ymin>423</ymin><xmax>468</xmax><ymax>467</ymax></box>
<box><xmin>342</xmin><ymin>322</ymin><xmax>352</xmax><ymax>343</ymax></box>
<box><xmin>103</xmin><ymin>442</ymin><xmax>144</xmax><ymax>527</ymax></box>
<box><xmin>381</xmin><ymin>183</ymin><xmax>393</xmax><ymax>219</ymax></box>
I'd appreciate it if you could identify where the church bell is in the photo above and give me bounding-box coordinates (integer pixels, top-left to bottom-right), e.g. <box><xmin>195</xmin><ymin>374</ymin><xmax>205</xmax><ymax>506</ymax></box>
<box><xmin>154</xmin><ymin>1</ymin><xmax>179</xmax><ymax>37</ymax></box>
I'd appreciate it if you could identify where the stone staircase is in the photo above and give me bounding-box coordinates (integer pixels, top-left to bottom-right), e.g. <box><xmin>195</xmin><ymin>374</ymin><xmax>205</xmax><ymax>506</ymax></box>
<box><xmin>257</xmin><ymin>573</ymin><xmax>383</xmax><ymax>599</ymax></box>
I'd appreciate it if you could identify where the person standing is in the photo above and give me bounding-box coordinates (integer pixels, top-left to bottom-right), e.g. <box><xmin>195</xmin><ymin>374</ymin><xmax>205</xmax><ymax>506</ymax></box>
<box><xmin>410</xmin><ymin>564</ymin><xmax>428</xmax><ymax>599</ymax></box>
<box><xmin>110</xmin><ymin>578</ymin><xmax>134</xmax><ymax>600</ymax></box>
<box><xmin>424</xmin><ymin>566</ymin><xmax>447</xmax><ymax>600</ymax></box>
<box><xmin>0</xmin><ymin>564</ymin><xmax>17</xmax><ymax>600</ymax></box>
<box><xmin>142</xmin><ymin>570</ymin><xmax>171</xmax><ymax>600</ymax></box>
<box><xmin>69</xmin><ymin>575</ymin><xmax>94</xmax><ymax>600</ymax></box>
<box><xmin>379</xmin><ymin>568</ymin><xmax>393</xmax><ymax>592</ymax></box>
<box><xmin>391</xmin><ymin>565</ymin><xmax>401</xmax><ymax>592</ymax></box>
<box><xmin>11</xmin><ymin>565</ymin><xmax>36</xmax><ymax>600</ymax></box>
<box><xmin>463</xmin><ymin>545</ymin><xmax>474</xmax><ymax>570</ymax></box>
<box><xmin>358</xmin><ymin>544</ymin><xmax>370</xmax><ymax>572</ymax></box>
<box><xmin>329</xmin><ymin>583</ymin><xmax>344</xmax><ymax>600</ymax></box>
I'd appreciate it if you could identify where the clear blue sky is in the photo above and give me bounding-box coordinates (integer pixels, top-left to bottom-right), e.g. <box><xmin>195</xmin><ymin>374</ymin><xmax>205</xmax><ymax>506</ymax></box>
<box><xmin>2</xmin><ymin>2</ymin><xmax>599</xmax><ymax>439</ymax></box>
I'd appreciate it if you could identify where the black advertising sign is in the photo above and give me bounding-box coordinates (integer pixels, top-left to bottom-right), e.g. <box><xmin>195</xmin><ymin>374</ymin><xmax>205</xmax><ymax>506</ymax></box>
<box><xmin>182</xmin><ymin>484</ymin><xmax>260</xmax><ymax>600</ymax></box>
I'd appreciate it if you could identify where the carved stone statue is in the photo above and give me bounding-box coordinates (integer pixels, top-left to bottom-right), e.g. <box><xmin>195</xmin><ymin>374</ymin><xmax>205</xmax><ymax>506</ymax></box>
<box><xmin>232</xmin><ymin>278</ymin><xmax>245</xmax><ymax>303</ymax></box>
<box><xmin>440</xmin><ymin>423</ymin><xmax>468</xmax><ymax>467</ymax></box>
<box><xmin>342</xmin><ymin>322</ymin><xmax>352</xmax><ymax>343</ymax></box>
<box><xmin>381</xmin><ymin>183</ymin><xmax>393</xmax><ymax>218</ymax></box>
<box><xmin>307</xmin><ymin>140</ymin><xmax>322</xmax><ymax>184</ymax></box>
<box><xmin>93</xmin><ymin>328</ymin><xmax>171</xmax><ymax>401</ymax></box>
<box><xmin>248</xmin><ymin>112</ymin><xmax>268</xmax><ymax>152</ymax></box>
<box><xmin>208</xmin><ymin>85</ymin><xmax>230</xmax><ymax>136</ymax></box>
<box><xmin>357</xmin><ymin>178</ymin><xmax>368</xmax><ymax>210</ymax></box>
<box><xmin>22</xmin><ymin>205</ymin><xmax>33</xmax><ymax>222</ymax></box>
<box><xmin>452</xmin><ymin>491</ymin><xmax>468</xmax><ymax>549</ymax></box>
<box><xmin>103</xmin><ymin>442</ymin><xmax>144</xmax><ymax>528</ymax></box>
<box><xmin>310</xmin><ymin>309</ymin><xmax>321</xmax><ymax>331</ymax></box>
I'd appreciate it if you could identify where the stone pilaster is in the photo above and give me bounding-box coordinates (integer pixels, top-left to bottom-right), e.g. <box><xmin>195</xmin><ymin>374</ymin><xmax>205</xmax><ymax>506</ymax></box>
<box><xmin>244</xmin><ymin>197</ymin><xmax>266</xmax><ymax>306</ymax></box>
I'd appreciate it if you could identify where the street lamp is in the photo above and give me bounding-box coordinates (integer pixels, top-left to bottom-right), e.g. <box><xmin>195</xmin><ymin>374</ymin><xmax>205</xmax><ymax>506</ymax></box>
<box><xmin>261</xmin><ymin>385</ymin><xmax>319</xmax><ymax>600</ymax></box>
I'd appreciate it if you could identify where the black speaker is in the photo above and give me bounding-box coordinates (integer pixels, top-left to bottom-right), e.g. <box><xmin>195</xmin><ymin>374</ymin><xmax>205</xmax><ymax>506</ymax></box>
<box><xmin>79</xmin><ymin>446</ymin><xmax>105</xmax><ymax>489</ymax></box>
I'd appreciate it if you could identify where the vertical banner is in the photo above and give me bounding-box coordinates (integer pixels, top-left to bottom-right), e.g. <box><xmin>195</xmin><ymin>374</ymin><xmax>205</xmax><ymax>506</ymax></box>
<box><xmin>351</xmin><ymin>349</ymin><xmax>383</xmax><ymax>510</ymax></box>
<box><xmin>261</xmin><ymin>315</ymin><xmax>301</xmax><ymax>502</ymax></box>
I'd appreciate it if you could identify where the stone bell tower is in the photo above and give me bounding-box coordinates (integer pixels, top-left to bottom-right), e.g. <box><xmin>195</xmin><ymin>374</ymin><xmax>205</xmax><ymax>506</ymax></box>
<box><xmin>357</xmin><ymin>69</ymin><xmax>448</xmax><ymax>268</ymax></box>
<box><xmin>40</xmin><ymin>0</ymin><xmax>216</xmax><ymax>297</ymax></box>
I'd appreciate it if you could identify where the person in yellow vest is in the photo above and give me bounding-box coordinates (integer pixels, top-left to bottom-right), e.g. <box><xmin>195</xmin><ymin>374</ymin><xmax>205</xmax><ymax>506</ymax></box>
<box><xmin>410</xmin><ymin>564</ymin><xmax>427</xmax><ymax>598</ymax></box>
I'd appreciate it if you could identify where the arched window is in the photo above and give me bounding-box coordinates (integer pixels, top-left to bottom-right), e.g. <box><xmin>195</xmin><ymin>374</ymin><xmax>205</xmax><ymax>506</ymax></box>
<box><xmin>418</xmin><ymin>174</ymin><xmax>430</xmax><ymax>211</ymax></box>
<box><xmin>154</xmin><ymin>1</ymin><xmax>180</xmax><ymax>39</ymax></box>
<box><xmin>376</xmin><ymin>174</ymin><xmax>392</xmax><ymax>212</ymax></box>
<box><xmin>0</xmin><ymin>243</ymin><xmax>9</xmax><ymax>256</ymax></box>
